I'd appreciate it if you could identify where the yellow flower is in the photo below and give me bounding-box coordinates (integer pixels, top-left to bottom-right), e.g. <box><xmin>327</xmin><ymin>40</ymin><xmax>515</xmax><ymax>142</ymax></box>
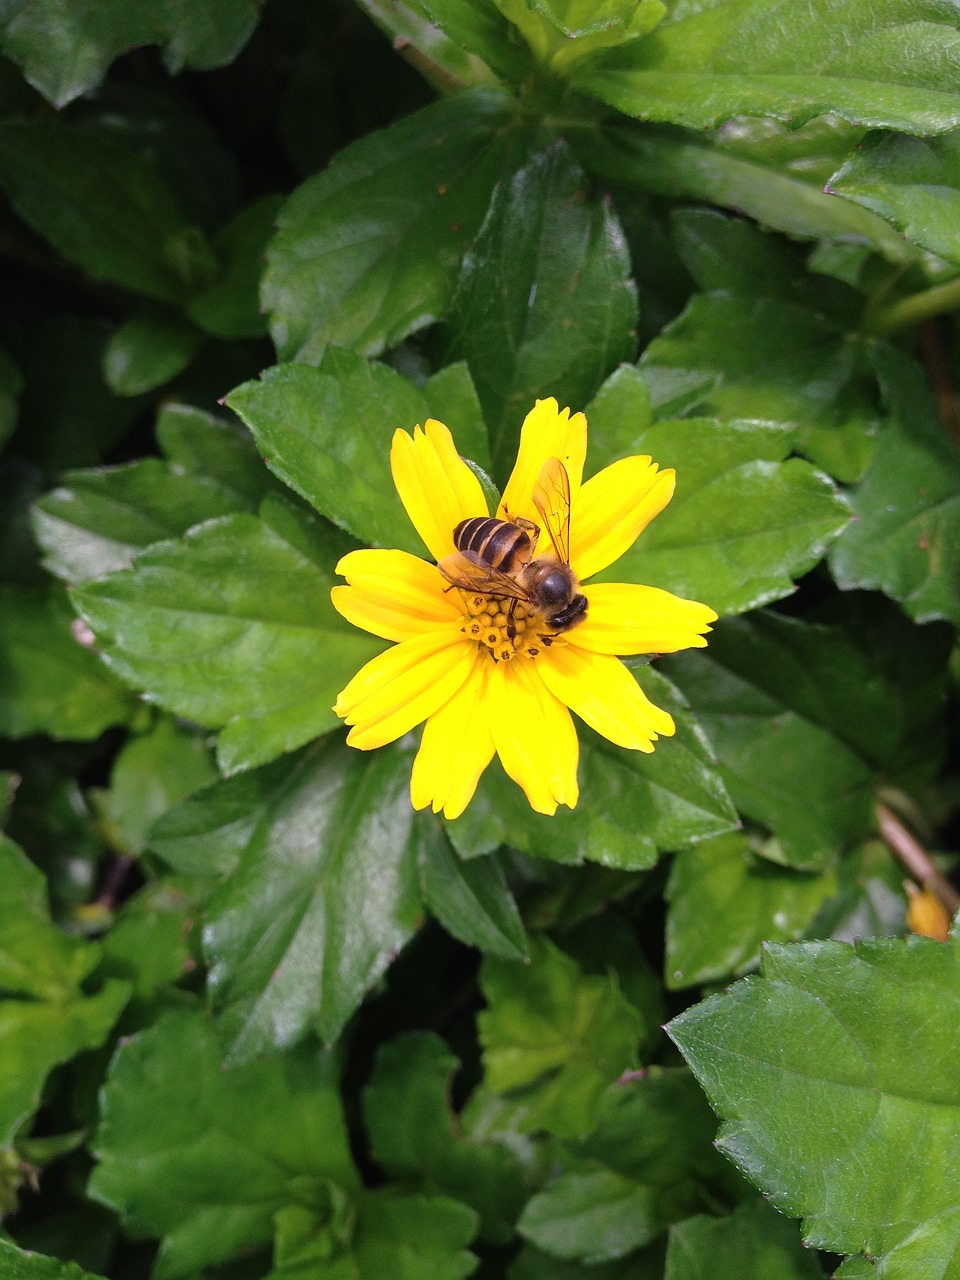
<box><xmin>332</xmin><ymin>399</ymin><xmax>717</xmax><ymax>819</ymax></box>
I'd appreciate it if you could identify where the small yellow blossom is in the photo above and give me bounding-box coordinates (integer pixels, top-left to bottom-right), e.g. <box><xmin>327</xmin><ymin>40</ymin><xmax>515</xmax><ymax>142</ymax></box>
<box><xmin>332</xmin><ymin>399</ymin><xmax>717</xmax><ymax>818</ymax></box>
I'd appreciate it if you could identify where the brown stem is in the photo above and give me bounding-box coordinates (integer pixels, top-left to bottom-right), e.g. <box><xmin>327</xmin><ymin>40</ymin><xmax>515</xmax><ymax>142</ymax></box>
<box><xmin>95</xmin><ymin>854</ymin><xmax>135</xmax><ymax>910</ymax></box>
<box><xmin>918</xmin><ymin>318</ymin><xmax>960</xmax><ymax>447</ymax></box>
<box><xmin>876</xmin><ymin>802</ymin><xmax>959</xmax><ymax>914</ymax></box>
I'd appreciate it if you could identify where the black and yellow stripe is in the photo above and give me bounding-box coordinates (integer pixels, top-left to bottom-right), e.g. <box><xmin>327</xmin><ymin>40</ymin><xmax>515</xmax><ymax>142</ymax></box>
<box><xmin>453</xmin><ymin>518</ymin><xmax>531</xmax><ymax>574</ymax></box>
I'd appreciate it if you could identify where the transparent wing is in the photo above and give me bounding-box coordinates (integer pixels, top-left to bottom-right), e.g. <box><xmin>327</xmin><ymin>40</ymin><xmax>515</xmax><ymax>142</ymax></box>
<box><xmin>532</xmin><ymin>457</ymin><xmax>572</xmax><ymax>564</ymax></box>
<box><xmin>437</xmin><ymin>550</ymin><xmax>532</xmax><ymax>603</ymax></box>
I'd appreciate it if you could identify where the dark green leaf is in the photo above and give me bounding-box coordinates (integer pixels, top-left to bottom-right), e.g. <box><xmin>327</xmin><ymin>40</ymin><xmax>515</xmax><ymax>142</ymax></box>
<box><xmin>0</xmin><ymin>835</ymin><xmax>130</xmax><ymax>1144</ymax></box>
<box><xmin>417</xmin><ymin>818</ymin><xmax>528</xmax><ymax>960</ymax></box>
<box><xmin>828</xmin><ymin>129</ymin><xmax>960</xmax><ymax>266</ymax></box>
<box><xmin>667</xmin><ymin>936</ymin><xmax>960</xmax><ymax>1271</ymax></box>
<box><xmin>204</xmin><ymin>737</ymin><xmax>420</xmax><ymax>1061</ymax></box>
<box><xmin>0</xmin><ymin>1240</ymin><xmax>107</xmax><ymax>1280</ymax></box>
<box><xmin>478</xmin><ymin>935</ymin><xmax>642</xmax><ymax>1138</ymax></box>
<box><xmin>90</xmin><ymin>1007</ymin><xmax>359</xmax><ymax>1279</ymax></box>
<box><xmin>519</xmin><ymin>1069</ymin><xmax>744</xmax><ymax>1261</ymax></box>
<box><xmin>829</xmin><ymin>346</ymin><xmax>960</xmax><ymax>626</ymax></box>
<box><xmin>583</xmin><ymin>122</ymin><xmax>910</xmax><ymax>262</ymax></box>
<box><xmin>400</xmin><ymin>0</ymin><xmax>534</xmax><ymax>86</ymax></box>
<box><xmin>0</xmin><ymin>584</ymin><xmax>132</xmax><ymax>740</ymax></box>
<box><xmin>226</xmin><ymin>353</ymin><xmax>430</xmax><ymax>554</ymax></box>
<box><xmin>102</xmin><ymin>309</ymin><xmax>203</xmax><ymax>396</ymax></box>
<box><xmin>0</xmin><ymin>120</ymin><xmax>217</xmax><ymax>303</ymax></box>
<box><xmin>423</xmin><ymin>362</ymin><xmax>492</xmax><ymax>475</ymax></box>
<box><xmin>448</xmin><ymin>668</ymin><xmax>737</xmax><ymax>869</ymax></box>
<box><xmin>186</xmin><ymin>195</ymin><xmax>282</xmax><ymax>339</ymax></box>
<box><xmin>0</xmin><ymin>346</ymin><xmax>22</xmax><ymax>451</ymax></box>
<box><xmin>364</xmin><ymin>1031</ymin><xmax>526</xmax><ymax>1241</ymax></box>
<box><xmin>321</xmin><ymin>1189</ymin><xmax>478</xmax><ymax>1280</ymax></box>
<box><xmin>664</xmin><ymin>1198</ymin><xmax>822</xmax><ymax>1280</ymax></box>
<box><xmin>665</xmin><ymin>833</ymin><xmax>839</xmax><ymax>989</ymax></box>
<box><xmin>0</xmin><ymin>0</ymin><xmax>259</xmax><ymax>108</ymax></box>
<box><xmin>574</xmin><ymin>1</ymin><xmax>960</xmax><ymax>133</ymax></box>
<box><xmin>98</xmin><ymin>881</ymin><xmax>196</xmax><ymax>1002</ymax></box>
<box><xmin>263</xmin><ymin>87</ymin><xmax>516</xmax><ymax>362</ymax></box>
<box><xmin>449</xmin><ymin>140</ymin><xmax>638</xmax><ymax>481</ymax></box>
<box><xmin>70</xmin><ymin>496</ymin><xmax>384</xmax><ymax>774</ymax></box>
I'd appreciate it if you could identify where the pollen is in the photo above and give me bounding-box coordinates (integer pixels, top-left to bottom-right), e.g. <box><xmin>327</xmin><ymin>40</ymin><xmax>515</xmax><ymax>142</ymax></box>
<box><xmin>456</xmin><ymin>593</ymin><xmax>542</xmax><ymax>661</ymax></box>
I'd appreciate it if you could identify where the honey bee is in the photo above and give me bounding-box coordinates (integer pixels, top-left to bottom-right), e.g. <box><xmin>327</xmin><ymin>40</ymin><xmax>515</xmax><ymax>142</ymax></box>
<box><xmin>438</xmin><ymin>456</ymin><xmax>587</xmax><ymax>644</ymax></box>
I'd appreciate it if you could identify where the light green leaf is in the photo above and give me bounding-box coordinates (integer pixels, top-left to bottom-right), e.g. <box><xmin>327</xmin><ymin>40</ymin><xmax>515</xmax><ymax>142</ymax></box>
<box><xmin>665</xmin><ymin>1198</ymin><xmax>822</xmax><ymax>1280</ymax></box>
<box><xmin>417</xmin><ymin>819</ymin><xmax>529</xmax><ymax>960</ymax></box>
<box><xmin>0</xmin><ymin>1239</ymin><xmax>107</xmax><ymax>1280</ymax></box>
<box><xmin>263</xmin><ymin>86</ymin><xmax>516</xmax><ymax>362</ymax></box>
<box><xmin>204</xmin><ymin>737</ymin><xmax>420</xmax><ymax>1061</ymax></box>
<box><xmin>478</xmin><ymin>935</ymin><xmax>642</xmax><ymax>1139</ymax></box>
<box><xmin>0</xmin><ymin>0</ymin><xmax>259</xmax><ymax>108</ymax></box>
<box><xmin>574</xmin><ymin>0</ymin><xmax>960</xmax><ymax>134</ymax></box>
<box><xmin>102</xmin><ymin>309</ymin><xmax>203</xmax><ymax>396</ymax></box>
<box><xmin>0</xmin><ymin>119</ymin><xmax>217</xmax><ymax>303</ymax></box>
<box><xmin>665</xmin><ymin>832</ymin><xmax>839</xmax><ymax>989</ymax></box>
<box><xmin>70</xmin><ymin>496</ymin><xmax>384</xmax><ymax>775</ymax></box>
<box><xmin>0</xmin><ymin>584</ymin><xmax>132</xmax><ymax>740</ymax></box>
<box><xmin>448</xmin><ymin>140</ymin><xmax>638</xmax><ymax>481</ymax></box>
<box><xmin>0</xmin><ymin>835</ymin><xmax>130</xmax><ymax>1144</ymax></box>
<box><xmin>364</xmin><ymin>1031</ymin><xmax>526</xmax><ymax>1242</ymax></box>
<box><xmin>374</xmin><ymin>0</ymin><xmax>533</xmax><ymax>88</ymax></box>
<box><xmin>828</xmin><ymin>129</ymin><xmax>960</xmax><ymax>266</ymax></box>
<box><xmin>448</xmin><ymin>668</ymin><xmax>736</xmax><ymax>869</ymax></box>
<box><xmin>667</xmin><ymin>936</ymin><xmax>960</xmax><ymax>1272</ymax></box>
<box><xmin>829</xmin><ymin>346</ymin><xmax>960</xmax><ymax>626</ymax></box>
<box><xmin>226</xmin><ymin>352</ymin><xmax>430</xmax><ymax>554</ymax></box>
<box><xmin>90</xmin><ymin>1007</ymin><xmax>359</xmax><ymax>1280</ymax></box>
<box><xmin>34</xmin><ymin>405</ymin><xmax>272</xmax><ymax>586</ymax></box>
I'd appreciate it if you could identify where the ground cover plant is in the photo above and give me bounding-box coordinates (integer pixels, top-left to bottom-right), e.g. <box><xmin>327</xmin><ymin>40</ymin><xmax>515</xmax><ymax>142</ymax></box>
<box><xmin>0</xmin><ymin>1</ymin><xmax>958</xmax><ymax>1277</ymax></box>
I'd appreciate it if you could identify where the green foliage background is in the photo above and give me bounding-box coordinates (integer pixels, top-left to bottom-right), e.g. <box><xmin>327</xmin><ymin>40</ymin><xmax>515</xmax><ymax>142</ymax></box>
<box><xmin>0</xmin><ymin>1</ymin><xmax>958</xmax><ymax>1277</ymax></box>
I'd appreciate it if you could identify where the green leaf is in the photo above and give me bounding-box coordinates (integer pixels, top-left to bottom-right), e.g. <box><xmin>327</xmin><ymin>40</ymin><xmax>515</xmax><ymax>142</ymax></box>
<box><xmin>89</xmin><ymin>1007</ymin><xmax>359</xmax><ymax>1280</ymax></box>
<box><xmin>582</xmin><ymin>122</ymin><xmax>911</xmax><ymax>263</ymax></box>
<box><xmin>585</xmin><ymin>379</ymin><xmax>851</xmax><ymax>615</ymax></box>
<box><xmin>364</xmin><ymin>1031</ymin><xmax>526</xmax><ymax>1242</ymax></box>
<box><xmin>0</xmin><ymin>120</ymin><xmax>217</xmax><ymax>303</ymax></box>
<box><xmin>665</xmin><ymin>832</ymin><xmax>839</xmax><ymax>989</ymax></box>
<box><xmin>664</xmin><ymin>1198</ymin><xmax>822</xmax><ymax>1280</ymax></box>
<box><xmin>90</xmin><ymin>716</ymin><xmax>216</xmax><ymax>857</ymax></box>
<box><xmin>574</xmin><ymin>1</ymin><xmax>960</xmax><ymax>133</ymax></box>
<box><xmin>828</xmin><ymin>129</ymin><xmax>960</xmax><ymax>266</ymax></box>
<box><xmin>667</xmin><ymin>936</ymin><xmax>960</xmax><ymax>1272</ymax></box>
<box><xmin>204</xmin><ymin>737</ymin><xmax>420</xmax><ymax>1062</ymax></box>
<box><xmin>226</xmin><ymin>352</ymin><xmax>430</xmax><ymax>555</ymax></box>
<box><xmin>639</xmin><ymin>276</ymin><xmax>877</xmax><ymax>485</ymax></box>
<box><xmin>0</xmin><ymin>835</ymin><xmax>130</xmax><ymax>1144</ymax></box>
<box><xmin>186</xmin><ymin>195</ymin><xmax>282</xmax><ymax>339</ymax></box>
<box><xmin>478</xmin><ymin>935</ymin><xmax>642</xmax><ymax>1139</ymax></box>
<box><xmin>494</xmin><ymin>0</ymin><xmax>666</xmax><ymax>74</ymax></box>
<box><xmin>34</xmin><ymin>405</ymin><xmax>271</xmax><ymax>586</ymax></box>
<box><xmin>829</xmin><ymin>346</ymin><xmax>960</xmax><ymax>626</ymax></box>
<box><xmin>448</xmin><ymin>668</ymin><xmax>737</xmax><ymax>869</ymax></box>
<box><xmin>518</xmin><ymin>1069</ymin><xmax>744</xmax><ymax>1261</ymax></box>
<box><xmin>423</xmin><ymin>361</ymin><xmax>492</xmax><ymax>475</ymax></box>
<box><xmin>0</xmin><ymin>0</ymin><xmax>259</xmax><ymax>108</ymax></box>
<box><xmin>102</xmin><ymin>309</ymin><xmax>203</xmax><ymax>396</ymax></box>
<box><xmin>417</xmin><ymin>819</ymin><xmax>529</xmax><ymax>960</ymax></box>
<box><xmin>70</xmin><ymin>496</ymin><xmax>384</xmax><ymax>775</ymax></box>
<box><xmin>448</xmin><ymin>140</ymin><xmax>638</xmax><ymax>481</ymax></box>
<box><xmin>0</xmin><ymin>584</ymin><xmax>132</xmax><ymax>740</ymax></box>
<box><xmin>98</xmin><ymin>881</ymin><xmax>196</xmax><ymax>1003</ymax></box>
<box><xmin>263</xmin><ymin>86</ymin><xmax>516</xmax><ymax>362</ymax></box>
<box><xmin>0</xmin><ymin>1240</ymin><xmax>107</xmax><ymax>1280</ymax></box>
<box><xmin>663</xmin><ymin>611</ymin><xmax>903</xmax><ymax>870</ymax></box>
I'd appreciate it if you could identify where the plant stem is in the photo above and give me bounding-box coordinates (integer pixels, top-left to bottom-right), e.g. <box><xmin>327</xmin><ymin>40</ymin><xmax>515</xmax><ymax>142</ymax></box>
<box><xmin>876</xmin><ymin>802</ymin><xmax>959</xmax><ymax>914</ymax></box>
<box><xmin>867</xmin><ymin>276</ymin><xmax>960</xmax><ymax>335</ymax></box>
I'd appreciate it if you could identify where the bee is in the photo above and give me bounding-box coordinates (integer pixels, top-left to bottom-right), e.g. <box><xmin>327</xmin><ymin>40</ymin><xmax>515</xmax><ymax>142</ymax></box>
<box><xmin>438</xmin><ymin>456</ymin><xmax>587</xmax><ymax>644</ymax></box>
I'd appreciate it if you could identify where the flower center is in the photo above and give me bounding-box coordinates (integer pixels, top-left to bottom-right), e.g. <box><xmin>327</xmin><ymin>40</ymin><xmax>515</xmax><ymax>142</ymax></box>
<box><xmin>455</xmin><ymin>591</ymin><xmax>546</xmax><ymax>663</ymax></box>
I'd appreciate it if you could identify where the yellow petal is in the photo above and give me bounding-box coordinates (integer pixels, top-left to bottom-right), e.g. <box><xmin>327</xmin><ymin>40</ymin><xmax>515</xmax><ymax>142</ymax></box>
<box><xmin>537</xmin><ymin>644</ymin><xmax>674</xmax><ymax>751</ymax></box>
<box><xmin>571</xmin><ymin>456</ymin><xmax>675</xmax><ymax>581</ymax></box>
<box><xmin>391</xmin><ymin>419</ymin><xmax>488</xmax><ymax>562</ymax></box>
<box><xmin>488</xmin><ymin>657</ymin><xmax>579</xmax><ymax>815</ymax></box>
<box><xmin>575</xmin><ymin>583</ymin><xmax>717</xmax><ymax>655</ymax></box>
<box><xmin>332</xmin><ymin>549</ymin><xmax>458</xmax><ymax>641</ymax></box>
<box><xmin>411</xmin><ymin>653</ymin><xmax>495</xmax><ymax>820</ymax></box>
<box><xmin>499</xmin><ymin>399</ymin><xmax>587</xmax><ymax>524</ymax></box>
<box><xmin>334</xmin><ymin>625</ymin><xmax>473</xmax><ymax>749</ymax></box>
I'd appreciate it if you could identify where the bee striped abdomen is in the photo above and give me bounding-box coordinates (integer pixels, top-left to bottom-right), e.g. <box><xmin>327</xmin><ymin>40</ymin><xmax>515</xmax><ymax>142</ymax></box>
<box><xmin>454</xmin><ymin>517</ymin><xmax>531</xmax><ymax>573</ymax></box>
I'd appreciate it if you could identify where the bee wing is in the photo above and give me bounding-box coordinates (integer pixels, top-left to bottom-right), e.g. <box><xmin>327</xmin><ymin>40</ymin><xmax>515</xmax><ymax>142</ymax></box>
<box><xmin>532</xmin><ymin>457</ymin><xmax>572</xmax><ymax>565</ymax></box>
<box><xmin>437</xmin><ymin>550</ymin><xmax>532</xmax><ymax>603</ymax></box>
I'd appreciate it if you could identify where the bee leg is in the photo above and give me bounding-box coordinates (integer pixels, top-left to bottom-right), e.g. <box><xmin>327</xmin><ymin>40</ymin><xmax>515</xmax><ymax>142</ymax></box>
<box><xmin>506</xmin><ymin>598</ymin><xmax>519</xmax><ymax>644</ymax></box>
